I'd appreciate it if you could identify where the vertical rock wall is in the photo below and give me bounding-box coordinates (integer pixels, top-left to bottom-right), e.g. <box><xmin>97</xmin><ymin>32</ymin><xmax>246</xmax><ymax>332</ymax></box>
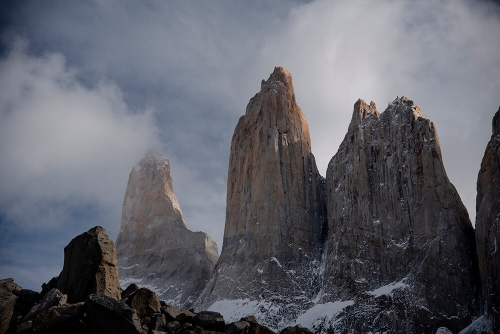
<box><xmin>322</xmin><ymin>97</ymin><xmax>479</xmax><ymax>332</ymax></box>
<box><xmin>201</xmin><ymin>67</ymin><xmax>327</xmax><ymax>329</ymax></box>
<box><xmin>476</xmin><ymin>107</ymin><xmax>500</xmax><ymax>331</ymax></box>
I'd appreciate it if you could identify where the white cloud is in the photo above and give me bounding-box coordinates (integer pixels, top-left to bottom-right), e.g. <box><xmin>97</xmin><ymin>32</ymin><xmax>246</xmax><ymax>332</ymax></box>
<box><xmin>0</xmin><ymin>39</ymin><xmax>161</xmax><ymax>233</ymax></box>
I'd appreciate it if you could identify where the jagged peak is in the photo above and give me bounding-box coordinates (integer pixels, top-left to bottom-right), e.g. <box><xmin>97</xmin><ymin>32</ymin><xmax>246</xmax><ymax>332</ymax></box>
<box><xmin>260</xmin><ymin>66</ymin><xmax>294</xmax><ymax>94</ymax></box>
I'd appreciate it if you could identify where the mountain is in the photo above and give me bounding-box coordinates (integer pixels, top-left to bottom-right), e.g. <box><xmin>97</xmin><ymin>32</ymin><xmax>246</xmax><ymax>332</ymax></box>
<box><xmin>115</xmin><ymin>149</ymin><xmax>219</xmax><ymax>309</ymax></box>
<box><xmin>476</xmin><ymin>107</ymin><xmax>500</xmax><ymax>331</ymax></box>
<box><xmin>198</xmin><ymin>67</ymin><xmax>327</xmax><ymax>330</ymax></box>
<box><xmin>318</xmin><ymin>97</ymin><xmax>480</xmax><ymax>333</ymax></box>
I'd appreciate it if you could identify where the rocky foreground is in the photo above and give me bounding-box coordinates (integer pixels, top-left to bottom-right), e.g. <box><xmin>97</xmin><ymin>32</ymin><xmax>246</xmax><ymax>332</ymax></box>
<box><xmin>0</xmin><ymin>226</ymin><xmax>313</xmax><ymax>334</ymax></box>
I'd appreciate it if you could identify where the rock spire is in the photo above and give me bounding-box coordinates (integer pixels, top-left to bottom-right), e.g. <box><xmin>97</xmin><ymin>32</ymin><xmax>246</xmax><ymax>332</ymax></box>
<box><xmin>200</xmin><ymin>67</ymin><xmax>327</xmax><ymax>330</ymax></box>
<box><xmin>476</xmin><ymin>107</ymin><xmax>500</xmax><ymax>331</ymax></box>
<box><xmin>321</xmin><ymin>97</ymin><xmax>480</xmax><ymax>332</ymax></box>
<box><xmin>115</xmin><ymin>149</ymin><xmax>219</xmax><ymax>309</ymax></box>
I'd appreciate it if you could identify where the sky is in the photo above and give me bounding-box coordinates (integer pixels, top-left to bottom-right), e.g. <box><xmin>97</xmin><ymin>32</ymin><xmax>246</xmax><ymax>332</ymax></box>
<box><xmin>0</xmin><ymin>0</ymin><xmax>499</xmax><ymax>291</ymax></box>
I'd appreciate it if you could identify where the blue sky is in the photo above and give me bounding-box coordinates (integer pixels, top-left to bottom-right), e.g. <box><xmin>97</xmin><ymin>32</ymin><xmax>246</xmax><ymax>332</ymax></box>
<box><xmin>1</xmin><ymin>0</ymin><xmax>499</xmax><ymax>291</ymax></box>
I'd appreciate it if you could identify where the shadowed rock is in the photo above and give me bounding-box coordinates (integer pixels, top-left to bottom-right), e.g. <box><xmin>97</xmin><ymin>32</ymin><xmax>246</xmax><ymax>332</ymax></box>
<box><xmin>57</xmin><ymin>226</ymin><xmax>121</xmax><ymax>303</ymax></box>
<box><xmin>0</xmin><ymin>278</ymin><xmax>21</xmax><ymax>334</ymax></box>
<box><xmin>476</xmin><ymin>106</ymin><xmax>500</xmax><ymax>331</ymax></box>
<box><xmin>125</xmin><ymin>287</ymin><xmax>161</xmax><ymax>318</ymax></box>
<box><xmin>322</xmin><ymin>97</ymin><xmax>480</xmax><ymax>333</ymax></box>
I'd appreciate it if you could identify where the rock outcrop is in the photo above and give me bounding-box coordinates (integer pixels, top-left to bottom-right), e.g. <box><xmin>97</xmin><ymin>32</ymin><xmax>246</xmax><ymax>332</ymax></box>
<box><xmin>57</xmin><ymin>226</ymin><xmax>121</xmax><ymax>303</ymax></box>
<box><xmin>115</xmin><ymin>149</ymin><xmax>219</xmax><ymax>309</ymax></box>
<box><xmin>320</xmin><ymin>97</ymin><xmax>480</xmax><ymax>333</ymax></box>
<box><xmin>0</xmin><ymin>278</ymin><xmax>21</xmax><ymax>334</ymax></box>
<box><xmin>476</xmin><ymin>107</ymin><xmax>500</xmax><ymax>331</ymax></box>
<box><xmin>200</xmin><ymin>67</ymin><xmax>327</xmax><ymax>329</ymax></box>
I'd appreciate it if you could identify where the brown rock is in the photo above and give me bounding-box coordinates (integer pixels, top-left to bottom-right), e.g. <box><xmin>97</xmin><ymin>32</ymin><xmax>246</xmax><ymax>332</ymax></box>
<box><xmin>200</xmin><ymin>67</ymin><xmax>326</xmax><ymax>329</ymax></box>
<box><xmin>57</xmin><ymin>226</ymin><xmax>121</xmax><ymax>303</ymax></box>
<box><xmin>23</xmin><ymin>288</ymin><xmax>67</xmax><ymax>322</ymax></box>
<box><xmin>476</xmin><ymin>106</ymin><xmax>500</xmax><ymax>330</ymax></box>
<box><xmin>0</xmin><ymin>278</ymin><xmax>20</xmax><ymax>334</ymax></box>
<box><xmin>125</xmin><ymin>288</ymin><xmax>161</xmax><ymax>318</ymax></box>
<box><xmin>323</xmin><ymin>97</ymin><xmax>480</xmax><ymax>332</ymax></box>
<box><xmin>116</xmin><ymin>149</ymin><xmax>219</xmax><ymax>308</ymax></box>
<box><xmin>122</xmin><ymin>283</ymin><xmax>140</xmax><ymax>300</ymax></box>
<box><xmin>278</xmin><ymin>325</ymin><xmax>313</xmax><ymax>334</ymax></box>
<box><xmin>161</xmin><ymin>304</ymin><xmax>195</xmax><ymax>323</ymax></box>
<box><xmin>192</xmin><ymin>311</ymin><xmax>225</xmax><ymax>332</ymax></box>
<box><xmin>226</xmin><ymin>320</ymin><xmax>250</xmax><ymax>334</ymax></box>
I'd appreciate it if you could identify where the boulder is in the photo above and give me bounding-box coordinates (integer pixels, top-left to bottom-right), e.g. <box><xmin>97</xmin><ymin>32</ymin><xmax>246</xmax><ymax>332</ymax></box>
<box><xmin>0</xmin><ymin>278</ymin><xmax>20</xmax><ymax>334</ymax></box>
<box><xmin>122</xmin><ymin>283</ymin><xmax>140</xmax><ymax>300</ymax></box>
<box><xmin>161</xmin><ymin>304</ymin><xmax>195</xmax><ymax>323</ymax></box>
<box><xmin>191</xmin><ymin>311</ymin><xmax>225</xmax><ymax>332</ymax></box>
<box><xmin>28</xmin><ymin>302</ymin><xmax>85</xmax><ymax>333</ymax></box>
<box><xmin>23</xmin><ymin>288</ymin><xmax>67</xmax><ymax>322</ymax></box>
<box><xmin>226</xmin><ymin>320</ymin><xmax>250</xmax><ymax>334</ymax></box>
<box><xmin>278</xmin><ymin>325</ymin><xmax>313</xmax><ymax>334</ymax></box>
<box><xmin>116</xmin><ymin>149</ymin><xmax>219</xmax><ymax>308</ymax></box>
<box><xmin>125</xmin><ymin>287</ymin><xmax>161</xmax><ymax>318</ymax></box>
<box><xmin>476</xmin><ymin>106</ymin><xmax>500</xmax><ymax>331</ymax></box>
<box><xmin>57</xmin><ymin>226</ymin><xmax>121</xmax><ymax>303</ymax></box>
<box><xmin>40</xmin><ymin>277</ymin><xmax>58</xmax><ymax>298</ymax></box>
<box><xmin>84</xmin><ymin>294</ymin><xmax>142</xmax><ymax>334</ymax></box>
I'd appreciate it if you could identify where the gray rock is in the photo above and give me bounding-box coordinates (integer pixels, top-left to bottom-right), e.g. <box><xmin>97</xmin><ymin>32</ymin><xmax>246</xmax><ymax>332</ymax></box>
<box><xmin>476</xmin><ymin>106</ymin><xmax>500</xmax><ymax>331</ymax></box>
<box><xmin>322</xmin><ymin>97</ymin><xmax>480</xmax><ymax>332</ymax></box>
<box><xmin>192</xmin><ymin>311</ymin><xmax>225</xmax><ymax>332</ymax></box>
<box><xmin>40</xmin><ymin>277</ymin><xmax>58</xmax><ymax>298</ymax></box>
<box><xmin>125</xmin><ymin>287</ymin><xmax>161</xmax><ymax>318</ymax></box>
<box><xmin>199</xmin><ymin>67</ymin><xmax>327</xmax><ymax>330</ymax></box>
<box><xmin>84</xmin><ymin>293</ymin><xmax>142</xmax><ymax>334</ymax></box>
<box><xmin>122</xmin><ymin>283</ymin><xmax>140</xmax><ymax>300</ymax></box>
<box><xmin>57</xmin><ymin>226</ymin><xmax>121</xmax><ymax>303</ymax></box>
<box><xmin>0</xmin><ymin>278</ymin><xmax>20</xmax><ymax>334</ymax></box>
<box><xmin>161</xmin><ymin>304</ymin><xmax>195</xmax><ymax>323</ymax></box>
<box><xmin>28</xmin><ymin>302</ymin><xmax>84</xmax><ymax>333</ymax></box>
<box><xmin>115</xmin><ymin>149</ymin><xmax>219</xmax><ymax>309</ymax></box>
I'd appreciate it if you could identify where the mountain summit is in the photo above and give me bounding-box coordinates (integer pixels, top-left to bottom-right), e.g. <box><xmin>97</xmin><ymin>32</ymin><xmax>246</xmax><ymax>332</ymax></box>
<box><xmin>199</xmin><ymin>67</ymin><xmax>327</xmax><ymax>329</ymax></box>
<box><xmin>116</xmin><ymin>149</ymin><xmax>219</xmax><ymax>309</ymax></box>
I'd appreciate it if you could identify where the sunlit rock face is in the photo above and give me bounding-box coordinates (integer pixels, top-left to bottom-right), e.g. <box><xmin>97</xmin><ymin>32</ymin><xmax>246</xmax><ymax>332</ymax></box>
<box><xmin>476</xmin><ymin>107</ymin><xmax>500</xmax><ymax>331</ymax></box>
<box><xmin>116</xmin><ymin>149</ymin><xmax>219</xmax><ymax>309</ymax></box>
<box><xmin>200</xmin><ymin>67</ymin><xmax>327</xmax><ymax>330</ymax></box>
<box><xmin>321</xmin><ymin>97</ymin><xmax>480</xmax><ymax>333</ymax></box>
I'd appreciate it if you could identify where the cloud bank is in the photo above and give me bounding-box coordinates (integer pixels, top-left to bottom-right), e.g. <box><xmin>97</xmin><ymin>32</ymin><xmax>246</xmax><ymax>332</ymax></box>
<box><xmin>0</xmin><ymin>0</ymin><xmax>499</xmax><ymax>290</ymax></box>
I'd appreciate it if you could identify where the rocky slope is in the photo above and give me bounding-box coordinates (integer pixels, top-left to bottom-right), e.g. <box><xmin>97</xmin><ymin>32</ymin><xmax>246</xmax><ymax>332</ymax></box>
<box><xmin>2</xmin><ymin>226</ymin><xmax>311</xmax><ymax>334</ymax></box>
<box><xmin>319</xmin><ymin>97</ymin><xmax>480</xmax><ymax>333</ymax></box>
<box><xmin>199</xmin><ymin>67</ymin><xmax>327</xmax><ymax>330</ymax></box>
<box><xmin>476</xmin><ymin>107</ymin><xmax>500</xmax><ymax>331</ymax></box>
<box><xmin>115</xmin><ymin>149</ymin><xmax>219</xmax><ymax>309</ymax></box>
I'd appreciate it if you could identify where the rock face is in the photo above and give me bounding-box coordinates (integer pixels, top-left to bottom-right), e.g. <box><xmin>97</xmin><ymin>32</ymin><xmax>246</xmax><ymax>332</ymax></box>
<box><xmin>115</xmin><ymin>149</ymin><xmax>219</xmax><ymax>309</ymax></box>
<box><xmin>200</xmin><ymin>67</ymin><xmax>327</xmax><ymax>329</ymax></box>
<box><xmin>57</xmin><ymin>226</ymin><xmax>121</xmax><ymax>303</ymax></box>
<box><xmin>0</xmin><ymin>278</ymin><xmax>21</xmax><ymax>334</ymax></box>
<box><xmin>320</xmin><ymin>97</ymin><xmax>479</xmax><ymax>332</ymax></box>
<box><xmin>476</xmin><ymin>107</ymin><xmax>500</xmax><ymax>330</ymax></box>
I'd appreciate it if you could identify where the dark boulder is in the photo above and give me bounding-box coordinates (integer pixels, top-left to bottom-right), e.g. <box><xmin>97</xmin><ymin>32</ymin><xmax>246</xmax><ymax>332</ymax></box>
<box><xmin>84</xmin><ymin>294</ymin><xmax>141</xmax><ymax>334</ymax></box>
<box><xmin>125</xmin><ymin>287</ymin><xmax>161</xmax><ymax>318</ymax></box>
<box><xmin>57</xmin><ymin>226</ymin><xmax>121</xmax><ymax>303</ymax></box>
<box><xmin>122</xmin><ymin>283</ymin><xmax>140</xmax><ymax>300</ymax></box>
<box><xmin>278</xmin><ymin>325</ymin><xmax>313</xmax><ymax>334</ymax></box>
<box><xmin>192</xmin><ymin>311</ymin><xmax>225</xmax><ymax>332</ymax></box>
<box><xmin>226</xmin><ymin>320</ymin><xmax>250</xmax><ymax>334</ymax></box>
<box><xmin>0</xmin><ymin>278</ymin><xmax>21</xmax><ymax>334</ymax></box>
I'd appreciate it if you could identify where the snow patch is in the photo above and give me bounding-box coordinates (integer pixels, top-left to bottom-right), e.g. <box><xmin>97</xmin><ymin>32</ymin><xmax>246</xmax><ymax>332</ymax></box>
<box><xmin>295</xmin><ymin>300</ymin><xmax>354</xmax><ymax>329</ymax></box>
<box><xmin>368</xmin><ymin>279</ymin><xmax>408</xmax><ymax>297</ymax></box>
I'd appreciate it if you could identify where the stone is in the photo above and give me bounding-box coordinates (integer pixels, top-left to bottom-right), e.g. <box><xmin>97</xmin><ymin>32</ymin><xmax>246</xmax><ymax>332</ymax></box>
<box><xmin>10</xmin><ymin>289</ymin><xmax>40</xmax><ymax>332</ymax></box>
<box><xmin>161</xmin><ymin>304</ymin><xmax>195</xmax><ymax>323</ymax></box>
<box><xmin>322</xmin><ymin>97</ymin><xmax>480</xmax><ymax>332</ymax></box>
<box><xmin>0</xmin><ymin>278</ymin><xmax>21</xmax><ymax>334</ymax></box>
<box><xmin>115</xmin><ymin>149</ymin><xmax>219</xmax><ymax>308</ymax></box>
<box><xmin>84</xmin><ymin>294</ymin><xmax>142</xmax><ymax>334</ymax></box>
<box><xmin>191</xmin><ymin>311</ymin><xmax>225</xmax><ymax>332</ymax></box>
<box><xmin>57</xmin><ymin>226</ymin><xmax>121</xmax><ymax>303</ymax></box>
<box><xmin>125</xmin><ymin>288</ymin><xmax>161</xmax><ymax>318</ymax></box>
<box><xmin>122</xmin><ymin>283</ymin><xmax>140</xmax><ymax>300</ymax></box>
<box><xmin>476</xmin><ymin>106</ymin><xmax>500</xmax><ymax>331</ymax></box>
<box><xmin>23</xmin><ymin>288</ymin><xmax>67</xmax><ymax>322</ymax></box>
<box><xmin>166</xmin><ymin>320</ymin><xmax>181</xmax><ymax>333</ymax></box>
<box><xmin>40</xmin><ymin>277</ymin><xmax>58</xmax><ymax>298</ymax></box>
<box><xmin>278</xmin><ymin>325</ymin><xmax>313</xmax><ymax>334</ymax></box>
<box><xmin>226</xmin><ymin>321</ymin><xmax>250</xmax><ymax>334</ymax></box>
<box><xmin>29</xmin><ymin>302</ymin><xmax>84</xmax><ymax>333</ymax></box>
<box><xmin>200</xmin><ymin>67</ymin><xmax>327</xmax><ymax>330</ymax></box>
